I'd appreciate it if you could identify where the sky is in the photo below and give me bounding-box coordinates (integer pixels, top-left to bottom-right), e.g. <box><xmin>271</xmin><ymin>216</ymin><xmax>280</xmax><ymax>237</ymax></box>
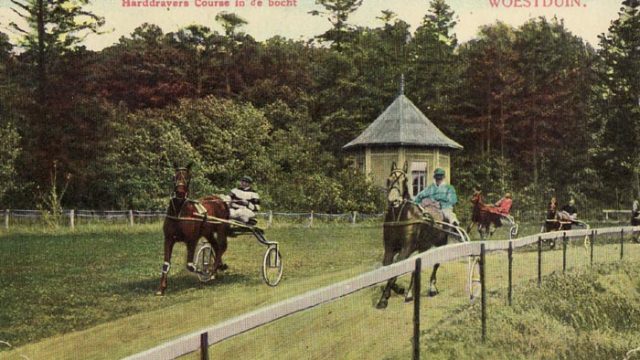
<box><xmin>0</xmin><ymin>0</ymin><xmax>626</xmax><ymax>50</ymax></box>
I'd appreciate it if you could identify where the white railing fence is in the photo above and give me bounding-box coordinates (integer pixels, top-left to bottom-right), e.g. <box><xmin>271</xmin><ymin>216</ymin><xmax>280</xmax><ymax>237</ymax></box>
<box><xmin>123</xmin><ymin>225</ymin><xmax>640</xmax><ymax>360</ymax></box>
<box><xmin>0</xmin><ymin>209</ymin><xmax>385</xmax><ymax>229</ymax></box>
<box><xmin>0</xmin><ymin>208</ymin><xmax>631</xmax><ymax>230</ymax></box>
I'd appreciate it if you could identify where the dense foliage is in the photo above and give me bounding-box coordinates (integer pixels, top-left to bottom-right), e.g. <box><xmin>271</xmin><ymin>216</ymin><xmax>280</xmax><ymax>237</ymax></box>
<box><xmin>0</xmin><ymin>0</ymin><xmax>638</xmax><ymax>212</ymax></box>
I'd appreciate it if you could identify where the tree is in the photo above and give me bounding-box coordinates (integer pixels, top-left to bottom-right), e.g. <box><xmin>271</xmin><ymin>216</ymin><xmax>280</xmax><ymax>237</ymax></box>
<box><xmin>90</xmin><ymin>24</ymin><xmax>194</xmax><ymax>109</ymax></box>
<box><xmin>407</xmin><ymin>0</ymin><xmax>459</xmax><ymax>133</ymax></box>
<box><xmin>0</xmin><ymin>121</ymin><xmax>21</xmax><ymax>206</ymax></box>
<box><xmin>593</xmin><ymin>0</ymin><xmax>640</xmax><ymax>204</ymax></box>
<box><xmin>7</xmin><ymin>0</ymin><xmax>105</xmax><ymax>194</ymax></box>
<box><xmin>8</xmin><ymin>0</ymin><xmax>105</xmax><ymax>104</ymax></box>
<box><xmin>309</xmin><ymin>0</ymin><xmax>363</xmax><ymax>51</ymax></box>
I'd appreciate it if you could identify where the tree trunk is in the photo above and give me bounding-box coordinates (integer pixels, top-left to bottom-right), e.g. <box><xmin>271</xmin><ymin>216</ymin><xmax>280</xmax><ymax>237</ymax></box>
<box><xmin>36</xmin><ymin>0</ymin><xmax>46</xmax><ymax>105</ymax></box>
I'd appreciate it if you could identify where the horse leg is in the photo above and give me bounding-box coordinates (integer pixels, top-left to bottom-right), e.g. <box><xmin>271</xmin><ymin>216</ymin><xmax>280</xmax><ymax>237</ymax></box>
<box><xmin>427</xmin><ymin>263</ymin><xmax>441</xmax><ymax>296</ymax></box>
<box><xmin>212</xmin><ymin>225</ymin><xmax>228</xmax><ymax>272</ymax></box>
<box><xmin>466</xmin><ymin>222</ymin><xmax>475</xmax><ymax>234</ymax></box>
<box><xmin>156</xmin><ymin>237</ymin><xmax>176</xmax><ymax>296</ymax></box>
<box><xmin>391</xmin><ymin>246</ymin><xmax>416</xmax><ymax>303</ymax></box>
<box><xmin>405</xmin><ymin>258</ymin><xmax>439</xmax><ymax>301</ymax></box>
<box><xmin>185</xmin><ymin>238</ymin><xmax>197</xmax><ymax>273</ymax></box>
<box><xmin>477</xmin><ymin>223</ymin><xmax>486</xmax><ymax>240</ymax></box>
<box><xmin>376</xmin><ymin>250</ymin><xmax>398</xmax><ymax>309</ymax></box>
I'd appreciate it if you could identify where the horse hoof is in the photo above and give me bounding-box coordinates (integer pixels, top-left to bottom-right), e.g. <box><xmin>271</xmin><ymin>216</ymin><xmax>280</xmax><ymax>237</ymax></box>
<box><xmin>219</xmin><ymin>263</ymin><xmax>229</xmax><ymax>271</ymax></box>
<box><xmin>391</xmin><ymin>284</ymin><xmax>405</xmax><ymax>295</ymax></box>
<box><xmin>404</xmin><ymin>296</ymin><xmax>414</xmax><ymax>303</ymax></box>
<box><xmin>155</xmin><ymin>290</ymin><xmax>165</xmax><ymax>296</ymax></box>
<box><xmin>428</xmin><ymin>290</ymin><xmax>439</xmax><ymax>297</ymax></box>
<box><xmin>376</xmin><ymin>301</ymin><xmax>388</xmax><ymax>309</ymax></box>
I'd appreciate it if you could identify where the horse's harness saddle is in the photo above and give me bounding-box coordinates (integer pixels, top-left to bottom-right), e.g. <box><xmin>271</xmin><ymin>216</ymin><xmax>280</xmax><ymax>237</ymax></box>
<box><xmin>191</xmin><ymin>200</ymin><xmax>208</xmax><ymax>218</ymax></box>
<box><xmin>169</xmin><ymin>197</ymin><xmax>208</xmax><ymax>219</ymax></box>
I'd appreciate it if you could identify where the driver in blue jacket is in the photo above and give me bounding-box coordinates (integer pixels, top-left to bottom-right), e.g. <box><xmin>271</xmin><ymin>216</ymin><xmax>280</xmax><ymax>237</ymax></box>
<box><xmin>414</xmin><ymin>168</ymin><xmax>459</xmax><ymax>226</ymax></box>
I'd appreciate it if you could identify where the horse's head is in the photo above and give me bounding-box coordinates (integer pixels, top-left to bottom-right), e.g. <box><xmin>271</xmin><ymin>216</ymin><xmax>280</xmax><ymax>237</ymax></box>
<box><xmin>173</xmin><ymin>164</ymin><xmax>192</xmax><ymax>199</ymax></box>
<box><xmin>386</xmin><ymin>161</ymin><xmax>410</xmax><ymax>206</ymax></box>
<box><xmin>471</xmin><ymin>190</ymin><xmax>483</xmax><ymax>205</ymax></box>
<box><xmin>546</xmin><ymin>196</ymin><xmax>558</xmax><ymax>219</ymax></box>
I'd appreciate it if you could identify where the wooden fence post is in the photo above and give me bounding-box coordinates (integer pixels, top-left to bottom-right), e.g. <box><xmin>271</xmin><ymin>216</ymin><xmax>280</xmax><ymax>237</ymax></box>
<box><xmin>413</xmin><ymin>258</ymin><xmax>422</xmax><ymax>360</ymax></box>
<box><xmin>508</xmin><ymin>241</ymin><xmax>513</xmax><ymax>306</ymax></box>
<box><xmin>129</xmin><ymin>210</ymin><xmax>134</xmax><ymax>226</ymax></box>
<box><xmin>480</xmin><ymin>243</ymin><xmax>487</xmax><ymax>343</ymax></box>
<box><xmin>69</xmin><ymin>209</ymin><xmax>75</xmax><ymax>229</ymax></box>
<box><xmin>4</xmin><ymin>209</ymin><xmax>9</xmax><ymax>229</ymax></box>
<box><xmin>200</xmin><ymin>332</ymin><xmax>209</xmax><ymax>360</ymax></box>
<box><xmin>590</xmin><ymin>230</ymin><xmax>596</xmax><ymax>267</ymax></box>
<box><xmin>352</xmin><ymin>211</ymin><xmax>357</xmax><ymax>225</ymax></box>
<box><xmin>562</xmin><ymin>232</ymin><xmax>567</xmax><ymax>274</ymax></box>
<box><xmin>268</xmin><ymin>210</ymin><xmax>273</xmax><ymax>229</ymax></box>
<box><xmin>309</xmin><ymin>211</ymin><xmax>314</xmax><ymax>228</ymax></box>
<box><xmin>537</xmin><ymin>236</ymin><xmax>542</xmax><ymax>288</ymax></box>
<box><xmin>620</xmin><ymin>228</ymin><xmax>624</xmax><ymax>260</ymax></box>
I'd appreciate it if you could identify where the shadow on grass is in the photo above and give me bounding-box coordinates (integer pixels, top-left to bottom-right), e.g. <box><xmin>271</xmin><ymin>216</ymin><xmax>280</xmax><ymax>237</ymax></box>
<box><xmin>115</xmin><ymin>271</ymin><xmax>261</xmax><ymax>297</ymax></box>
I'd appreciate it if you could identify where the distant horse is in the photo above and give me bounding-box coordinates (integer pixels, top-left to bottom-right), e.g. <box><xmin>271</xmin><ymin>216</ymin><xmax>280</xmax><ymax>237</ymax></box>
<box><xmin>544</xmin><ymin>197</ymin><xmax>572</xmax><ymax>233</ymax></box>
<box><xmin>468</xmin><ymin>190</ymin><xmax>503</xmax><ymax>240</ymax></box>
<box><xmin>540</xmin><ymin>197</ymin><xmax>573</xmax><ymax>248</ymax></box>
<box><xmin>376</xmin><ymin>162</ymin><xmax>451</xmax><ymax>309</ymax></box>
<box><xmin>156</xmin><ymin>165</ymin><xmax>230</xmax><ymax>296</ymax></box>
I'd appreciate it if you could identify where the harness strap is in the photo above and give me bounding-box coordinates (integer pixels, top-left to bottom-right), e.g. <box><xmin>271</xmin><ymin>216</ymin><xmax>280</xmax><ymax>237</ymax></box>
<box><xmin>383</xmin><ymin>219</ymin><xmax>432</xmax><ymax>227</ymax></box>
<box><xmin>165</xmin><ymin>214</ymin><xmax>265</xmax><ymax>231</ymax></box>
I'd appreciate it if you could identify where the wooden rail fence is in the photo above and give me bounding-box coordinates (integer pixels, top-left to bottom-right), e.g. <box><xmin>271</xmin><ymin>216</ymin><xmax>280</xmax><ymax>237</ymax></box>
<box><xmin>123</xmin><ymin>225</ymin><xmax>640</xmax><ymax>360</ymax></box>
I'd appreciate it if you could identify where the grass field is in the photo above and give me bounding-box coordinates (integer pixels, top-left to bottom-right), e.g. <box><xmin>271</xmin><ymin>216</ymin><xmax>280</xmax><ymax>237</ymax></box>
<box><xmin>0</xmin><ymin>221</ymin><xmax>638</xmax><ymax>359</ymax></box>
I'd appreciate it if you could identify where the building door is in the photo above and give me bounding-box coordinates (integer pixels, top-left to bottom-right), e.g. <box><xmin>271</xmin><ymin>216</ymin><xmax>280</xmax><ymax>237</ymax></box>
<box><xmin>411</xmin><ymin>162</ymin><xmax>428</xmax><ymax>198</ymax></box>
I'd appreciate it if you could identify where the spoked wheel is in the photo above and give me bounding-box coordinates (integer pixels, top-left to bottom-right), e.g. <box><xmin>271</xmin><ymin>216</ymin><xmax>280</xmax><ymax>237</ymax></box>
<box><xmin>194</xmin><ymin>241</ymin><xmax>216</xmax><ymax>283</ymax></box>
<box><xmin>467</xmin><ymin>256</ymin><xmax>481</xmax><ymax>302</ymax></box>
<box><xmin>262</xmin><ymin>245</ymin><xmax>283</xmax><ymax>287</ymax></box>
<box><xmin>583</xmin><ymin>235</ymin><xmax>591</xmax><ymax>251</ymax></box>
<box><xmin>509</xmin><ymin>224</ymin><xmax>519</xmax><ymax>239</ymax></box>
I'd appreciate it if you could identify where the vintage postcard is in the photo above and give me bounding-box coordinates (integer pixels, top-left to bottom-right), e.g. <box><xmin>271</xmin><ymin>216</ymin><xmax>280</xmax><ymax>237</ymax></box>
<box><xmin>0</xmin><ymin>0</ymin><xmax>639</xmax><ymax>359</ymax></box>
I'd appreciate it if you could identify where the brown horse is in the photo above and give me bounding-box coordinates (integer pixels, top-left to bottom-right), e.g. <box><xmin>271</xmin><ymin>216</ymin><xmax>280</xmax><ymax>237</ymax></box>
<box><xmin>467</xmin><ymin>190</ymin><xmax>503</xmax><ymax>240</ymax></box>
<box><xmin>376</xmin><ymin>162</ymin><xmax>451</xmax><ymax>309</ymax></box>
<box><xmin>544</xmin><ymin>197</ymin><xmax>572</xmax><ymax>232</ymax></box>
<box><xmin>156</xmin><ymin>166</ymin><xmax>230</xmax><ymax>296</ymax></box>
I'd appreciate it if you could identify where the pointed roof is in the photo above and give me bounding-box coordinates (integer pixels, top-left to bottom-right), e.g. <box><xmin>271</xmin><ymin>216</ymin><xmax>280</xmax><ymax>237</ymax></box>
<box><xmin>343</xmin><ymin>94</ymin><xmax>463</xmax><ymax>150</ymax></box>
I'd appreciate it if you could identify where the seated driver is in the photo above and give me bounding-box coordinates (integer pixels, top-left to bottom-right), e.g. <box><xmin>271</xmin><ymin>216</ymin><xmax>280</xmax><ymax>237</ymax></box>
<box><xmin>414</xmin><ymin>168</ymin><xmax>459</xmax><ymax>226</ymax></box>
<box><xmin>559</xmin><ymin>198</ymin><xmax>577</xmax><ymax>222</ymax></box>
<box><xmin>494</xmin><ymin>192</ymin><xmax>513</xmax><ymax>216</ymax></box>
<box><xmin>229</xmin><ymin>175</ymin><xmax>260</xmax><ymax>225</ymax></box>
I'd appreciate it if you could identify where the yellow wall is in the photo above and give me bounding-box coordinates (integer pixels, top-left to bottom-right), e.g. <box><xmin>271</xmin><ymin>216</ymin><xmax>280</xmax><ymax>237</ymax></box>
<box><xmin>354</xmin><ymin>147</ymin><xmax>452</xmax><ymax>191</ymax></box>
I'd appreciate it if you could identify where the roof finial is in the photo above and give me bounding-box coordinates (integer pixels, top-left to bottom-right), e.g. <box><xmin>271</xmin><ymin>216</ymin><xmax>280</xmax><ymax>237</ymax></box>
<box><xmin>399</xmin><ymin>74</ymin><xmax>405</xmax><ymax>95</ymax></box>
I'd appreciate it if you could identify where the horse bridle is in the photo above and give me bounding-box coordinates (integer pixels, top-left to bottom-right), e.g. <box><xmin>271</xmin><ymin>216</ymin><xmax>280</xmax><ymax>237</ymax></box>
<box><xmin>169</xmin><ymin>168</ymin><xmax>191</xmax><ymax>217</ymax></box>
<box><xmin>173</xmin><ymin>168</ymin><xmax>191</xmax><ymax>198</ymax></box>
<box><xmin>387</xmin><ymin>169</ymin><xmax>408</xmax><ymax>206</ymax></box>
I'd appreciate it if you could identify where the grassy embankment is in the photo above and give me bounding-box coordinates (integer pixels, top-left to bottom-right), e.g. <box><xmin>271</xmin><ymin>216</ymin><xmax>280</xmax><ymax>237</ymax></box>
<box><xmin>0</xmin><ymin>221</ymin><xmax>638</xmax><ymax>359</ymax></box>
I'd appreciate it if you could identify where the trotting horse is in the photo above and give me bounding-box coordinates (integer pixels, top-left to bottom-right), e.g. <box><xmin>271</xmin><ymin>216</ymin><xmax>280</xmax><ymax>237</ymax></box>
<box><xmin>376</xmin><ymin>162</ymin><xmax>451</xmax><ymax>309</ymax></box>
<box><xmin>156</xmin><ymin>165</ymin><xmax>230</xmax><ymax>296</ymax></box>
<box><xmin>544</xmin><ymin>197</ymin><xmax>573</xmax><ymax>232</ymax></box>
<box><xmin>468</xmin><ymin>190</ymin><xmax>503</xmax><ymax>240</ymax></box>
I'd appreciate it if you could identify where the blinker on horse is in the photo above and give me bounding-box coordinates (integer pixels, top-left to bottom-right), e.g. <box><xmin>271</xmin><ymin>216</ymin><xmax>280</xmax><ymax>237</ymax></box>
<box><xmin>156</xmin><ymin>165</ymin><xmax>230</xmax><ymax>296</ymax></box>
<box><xmin>376</xmin><ymin>162</ymin><xmax>450</xmax><ymax>309</ymax></box>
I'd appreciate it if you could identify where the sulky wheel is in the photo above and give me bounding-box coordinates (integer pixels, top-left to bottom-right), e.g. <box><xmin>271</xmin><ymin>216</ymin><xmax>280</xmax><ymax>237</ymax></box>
<box><xmin>262</xmin><ymin>245</ymin><xmax>283</xmax><ymax>287</ymax></box>
<box><xmin>194</xmin><ymin>241</ymin><xmax>216</xmax><ymax>283</ymax></box>
<box><xmin>510</xmin><ymin>224</ymin><xmax>519</xmax><ymax>239</ymax></box>
<box><xmin>467</xmin><ymin>256</ymin><xmax>482</xmax><ymax>302</ymax></box>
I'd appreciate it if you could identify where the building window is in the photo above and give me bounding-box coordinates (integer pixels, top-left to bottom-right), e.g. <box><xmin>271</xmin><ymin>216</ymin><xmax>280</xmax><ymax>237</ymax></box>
<box><xmin>411</xmin><ymin>162</ymin><xmax>428</xmax><ymax>197</ymax></box>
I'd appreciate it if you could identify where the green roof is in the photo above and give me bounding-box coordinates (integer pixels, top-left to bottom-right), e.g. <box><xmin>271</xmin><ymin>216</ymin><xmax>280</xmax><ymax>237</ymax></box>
<box><xmin>343</xmin><ymin>94</ymin><xmax>463</xmax><ymax>150</ymax></box>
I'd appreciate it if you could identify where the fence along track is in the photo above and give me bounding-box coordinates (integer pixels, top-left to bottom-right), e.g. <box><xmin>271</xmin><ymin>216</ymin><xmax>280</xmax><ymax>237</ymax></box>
<box><xmin>123</xmin><ymin>225</ymin><xmax>640</xmax><ymax>360</ymax></box>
